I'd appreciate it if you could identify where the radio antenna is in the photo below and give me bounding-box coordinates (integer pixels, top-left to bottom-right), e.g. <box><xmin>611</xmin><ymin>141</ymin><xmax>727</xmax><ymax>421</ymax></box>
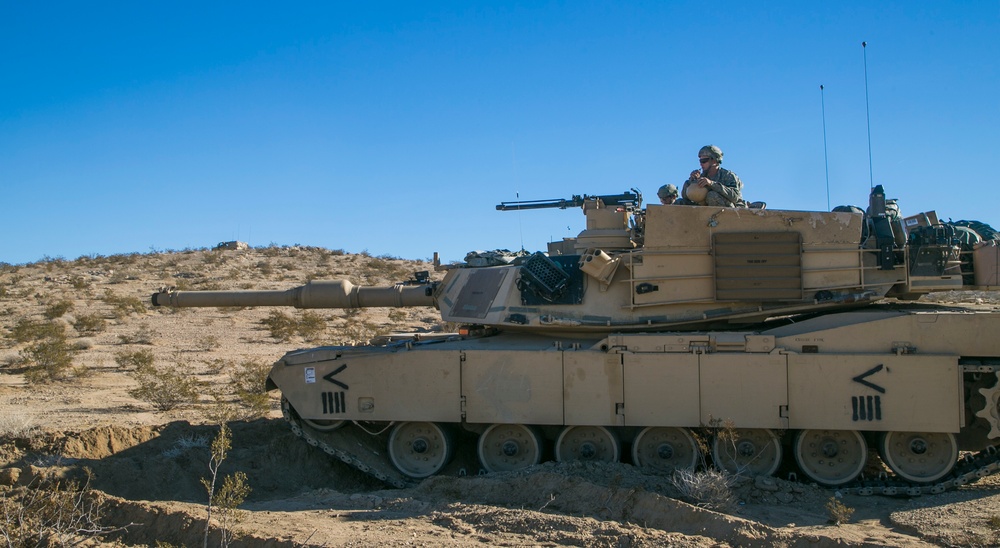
<box><xmin>862</xmin><ymin>41</ymin><xmax>874</xmax><ymax>190</ymax></box>
<box><xmin>511</xmin><ymin>142</ymin><xmax>525</xmax><ymax>252</ymax></box>
<box><xmin>820</xmin><ymin>84</ymin><xmax>831</xmax><ymax>210</ymax></box>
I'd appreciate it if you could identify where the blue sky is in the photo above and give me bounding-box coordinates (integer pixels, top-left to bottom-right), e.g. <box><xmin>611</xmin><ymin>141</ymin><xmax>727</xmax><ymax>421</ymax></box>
<box><xmin>2</xmin><ymin>1</ymin><xmax>998</xmax><ymax>265</ymax></box>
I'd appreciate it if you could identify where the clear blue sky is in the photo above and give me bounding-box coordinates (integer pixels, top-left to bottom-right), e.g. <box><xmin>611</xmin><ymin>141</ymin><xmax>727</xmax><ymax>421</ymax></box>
<box><xmin>2</xmin><ymin>1</ymin><xmax>998</xmax><ymax>265</ymax></box>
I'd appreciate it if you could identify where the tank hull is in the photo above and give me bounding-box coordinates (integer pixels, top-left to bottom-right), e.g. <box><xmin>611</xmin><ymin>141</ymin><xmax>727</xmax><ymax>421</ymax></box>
<box><xmin>270</xmin><ymin>306</ymin><xmax>1000</xmax><ymax>488</ymax></box>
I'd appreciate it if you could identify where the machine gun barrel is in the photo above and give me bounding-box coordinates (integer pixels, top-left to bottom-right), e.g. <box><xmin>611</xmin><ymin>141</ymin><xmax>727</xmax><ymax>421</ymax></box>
<box><xmin>496</xmin><ymin>191</ymin><xmax>640</xmax><ymax>211</ymax></box>
<box><xmin>151</xmin><ymin>280</ymin><xmax>437</xmax><ymax>309</ymax></box>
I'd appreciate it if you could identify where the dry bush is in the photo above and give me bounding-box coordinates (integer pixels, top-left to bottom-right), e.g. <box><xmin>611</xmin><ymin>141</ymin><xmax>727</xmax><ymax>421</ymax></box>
<box><xmin>340</xmin><ymin>319</ymin><xmax>384</xmax><ymax>344</ymax></box>
<box><xmin>262</xmin><ymin>311</ymin><xmax>297</xmax><ymax>341</ymax></box>
<box><xmin>19</xmin><ymin>335</ymin><xmax>75</xmax><ymax>383</ymax></box>
<box><xmin>129</xmin><ymin>360</ymin><xmax>201</xmax><ymax>411</ymax></box>
<box><xmin>670</xmin><ymin>468</ymin><xmax>737</xmax><ymax>512</ymax></box>
<box><xmin>0</xmin><ymin>475</ymin><xmax>125</xmax><ymax>546</ymax></box>
<box><xmin>118</xmin><ymin>324</ymin><xmax>158</xmax><ymax>345</ymax></box>
<box><xmin>202</xmin><ymin>251</ymin><xmax>225</xmax><ymax>265</ymax></box>
<box><xmin>43</xmin><ymin>299</ymin><xmax>74</xmax><ymax>319</ymax></box>
<box><xmin>72</xmin><ymin>312</ymin><xmax>107</xmax><ymax>335</ymax></box>
<box><xmin>0</xmin><ymin>411</ymin><xmax>36</xmax><ymax>439</ymax></box>
<box><xmin>297</xmin><ymin>311</ymin><xmax>326</xmax><ymax>341</ymax></box>
<box><xmin>201</xmin><ymin>423</ymin><xmax>251</xmax><ymax>547</ymax></box>
<box><xmin>255</xmin><ymin>260</ymin><xmax>274</xmax><ymax>276</ymax></box>
<box><xmin>388</xmin><ymin>309</ymin><xmax>408</xmax><ymax>323</ymax></box>
<box><xmin>10</xmin><ymin>318</ymin><xmax>65</xmax><ymax>343</ymax></box>
<box><xmin>101</xmin><ymin>289</ymin><xmax>147</xmax><ymax>317</ymax></box>
<box><xmin>71</xmin><ymin>276</ymin><xmax>90</xmax><ymax>290</ymax></box>
<box><xmin>114</xmin><ymin>349</ymin><xmax>154</xmax><ymax>370</ymax></box>
<box><xmin>825</xmin><ymin>496</ymin><xmax>855</xmax><ymax>525</ymax></box>
<box><xmin>229</xmin><ymin>360</ymin><xmax>272</xmax><ymax>420</ymax></box>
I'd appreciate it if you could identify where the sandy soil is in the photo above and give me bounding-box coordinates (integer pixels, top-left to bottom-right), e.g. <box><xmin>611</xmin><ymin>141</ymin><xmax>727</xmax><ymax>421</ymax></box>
<box><xmin>3</xmin><ymin>246</ymin><xmax>1000</xmax><ymax>547</ymax></box>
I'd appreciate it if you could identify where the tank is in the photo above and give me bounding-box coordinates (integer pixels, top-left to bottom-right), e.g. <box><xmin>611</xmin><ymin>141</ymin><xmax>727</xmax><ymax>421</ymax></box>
<box><xmin>152</xmin><ymin>186</ymin><xmax>1000</xmax><ymax>493</ymax></box>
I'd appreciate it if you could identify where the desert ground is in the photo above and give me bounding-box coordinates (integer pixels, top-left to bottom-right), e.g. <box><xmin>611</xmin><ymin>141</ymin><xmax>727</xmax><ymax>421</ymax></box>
<box><xmin>3</xmin><ymin>245</ymin><xmax>1000</xmax><ymax>547</ymax></box>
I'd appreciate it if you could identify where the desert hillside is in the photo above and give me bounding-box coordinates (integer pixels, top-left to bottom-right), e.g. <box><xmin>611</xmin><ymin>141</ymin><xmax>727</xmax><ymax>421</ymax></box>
<box><xmin>2</xmin><ymin>245</ymin><xmax>1000</xmax><ymax>547</ymax></box>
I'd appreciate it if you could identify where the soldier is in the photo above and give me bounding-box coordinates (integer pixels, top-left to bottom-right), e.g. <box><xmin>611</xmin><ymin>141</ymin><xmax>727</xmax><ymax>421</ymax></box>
<box><xmin>681</xmin><ymin>145</ymin><xmax>743</xmax><ymax>207</ymax></box>
<box><xmin>657</xmin><ymin>184</ymin><xmax>679</xmax><ymax>205</ymax></box>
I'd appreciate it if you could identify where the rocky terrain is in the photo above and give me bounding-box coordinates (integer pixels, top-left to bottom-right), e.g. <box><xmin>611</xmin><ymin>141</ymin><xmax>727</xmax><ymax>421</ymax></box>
<box><xmin>2</xmin><ymin>245</ymin><xmax>1000</xmax><ymax>547</ymax></box>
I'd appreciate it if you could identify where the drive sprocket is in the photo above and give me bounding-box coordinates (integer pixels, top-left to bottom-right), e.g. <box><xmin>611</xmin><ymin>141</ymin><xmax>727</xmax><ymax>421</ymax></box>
<box><xmin>975</xmin><ymin>372</ymin><xmax>1000</xmax><ymax>439</ymax></box>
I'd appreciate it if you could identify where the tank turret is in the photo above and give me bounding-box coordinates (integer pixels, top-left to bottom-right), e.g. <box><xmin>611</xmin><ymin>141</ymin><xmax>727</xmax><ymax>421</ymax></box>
<box><xmin>149</xmin><ymin>185</ymin><xmax>1000</xmax><ymax>494</ymax></box>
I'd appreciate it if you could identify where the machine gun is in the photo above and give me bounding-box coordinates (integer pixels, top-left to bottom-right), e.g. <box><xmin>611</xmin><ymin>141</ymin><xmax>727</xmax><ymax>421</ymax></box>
<box><xmin>496</xmin><ymin>189</ymin><xmax>642</xmax><ymax>211</ymax></box>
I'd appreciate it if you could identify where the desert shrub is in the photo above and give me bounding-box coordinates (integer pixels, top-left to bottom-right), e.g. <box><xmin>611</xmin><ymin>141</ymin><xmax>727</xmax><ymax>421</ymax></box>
<box><xmin>388</xmin><ymin>309</ymin><xmax>408</xmax><ymax>322</ymax></box>
<box><xmin>340</xmin><ymin>319</ymin><xmax>383</xmax><ymax>344</ymax></box>
<box><xmin>297</xmin><ymin>311</ymin><xmax>326</xmax><ymax>341</ymax></box>
<box><xmin>670</xmin><ymin>468</ymin><xmax>737</xmax><ymax>512</ymax></box>
<box><xmin>260</xmin><ymin>245</ymin><xmax>283</xmax><ymax>258</ymax></box>
<box><xmin>825</xmin><ymin>496</ymin><xmax>855</xmax><ymax>525</ymax></box>
<box><xmin>20</xmin><ymin>335</ymin><xmax>75</xmax><ymax>383</ymax></box>
<box><xmin>114</xmin><ymin>349</ymin><xmax>155</xmax><ymax>370</ymax></box>
<box><xmin>230</xmin><ymin>360</ymin><xmax>272</xmax><ymax>420</ymax></box>
<box><xmin>73</xmin><ymin>313</ymin><xmax>107</xmax><ymax>335</ymax></box>
<box><xmin>262</xmin><ymin>311</ymin><xmax>297</xmax><ymax>341</ymax></box>
<box><xmin>202</xmin><ymin>423</ymin><xmax>251</xmax><ymax>547</ymax></box>
<box><xmin>0</xmin><ymin>412</ymin><xmax>36</xmax><ymax>438</ymax></box>
<box><xmin>129</xmin><ymin>360</ymin><xmax>201</xmax><ymax>411</ymax></box>
<box><xmin>0</xmin><ymin>285</ymin><xmax>7</xmax><ymax>298</ymax></box>
<box><xmin>203</xmin><ymin>250</ymin><xmax>225</xmax><ymax>265</ymax></box>
<box><xmin>10</xmin><ymin>318</ymin><xmax>66</xmax><ymax>343</ymax></box>
<box><xmin>118</xmin><ymin>324</ymin><xmax>158</xmax><ymax>345</ymax></box>
<box><xmin>255</xmin><ymin>260</ymin><xmax>274</xmax><ymax>276</ymax></box>
<box><xmin>0</xmin><ymin>475</ymin><xmax>122</xmax><ymax>546</ymax></box>
<box><xmin>171</xmin><ymin>278</ymin><xmax>193</xmax><ymax>291</ymax></box>
<box><xmin>102</xmin><ymin>289</ymin><xmax>147</xmax><ymax>317</ymax></box>
<box><xmin>71</xmin><ymin>276</ymin><xmax>91</xmax><ymax>290</ymax></box>
<box><xmin>44</xmin><ymin>299</ymin><xmax>75</xmax><ymax>319</ymax></box>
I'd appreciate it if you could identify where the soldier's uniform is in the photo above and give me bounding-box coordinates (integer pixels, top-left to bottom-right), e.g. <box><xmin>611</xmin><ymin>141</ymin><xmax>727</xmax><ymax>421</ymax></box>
<box><xmin>682</xmin><ymin>167</ymin><xmax>743</xmax><ymax>207</ymax></box>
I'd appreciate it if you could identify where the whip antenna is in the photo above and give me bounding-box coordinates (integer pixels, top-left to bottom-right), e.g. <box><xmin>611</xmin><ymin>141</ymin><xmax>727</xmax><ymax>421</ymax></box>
<box><xmin>820</xmin><ymin>84</ymin><xmax>831</xmax><ymax>210</ymax></box>
<box><xmin>512</xmin><ymin>142</ymin><xmax>525</xmax><ymax>252</ymax></box>
<box><xmin>862</xmin><ymin>41</ymin><xmax>874</xmax><ymax>189</ymax></box>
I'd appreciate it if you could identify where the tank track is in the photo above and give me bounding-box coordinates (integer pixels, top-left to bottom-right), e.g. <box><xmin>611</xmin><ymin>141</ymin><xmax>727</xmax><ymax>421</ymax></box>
<box><xmin>282</xmin><ymin>398</ymin><xmax>1000</xmax><ymax>497</ymax></box>
<box><xmin>844</xmin><ymin>444</ymin><xmax>1000</xmax><ymax>497</ymax></box>
<box><xmin>281</xmin><ymin>397</ymin><xmax>413</xmax><ymax>488</ymax></box>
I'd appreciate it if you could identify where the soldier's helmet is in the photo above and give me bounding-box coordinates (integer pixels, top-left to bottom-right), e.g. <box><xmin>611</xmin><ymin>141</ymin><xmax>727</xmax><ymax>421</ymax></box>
<box><xmin>657</xmin><ymin>184</ymin><xmax>679</xmax><ymax>200</ymax></box>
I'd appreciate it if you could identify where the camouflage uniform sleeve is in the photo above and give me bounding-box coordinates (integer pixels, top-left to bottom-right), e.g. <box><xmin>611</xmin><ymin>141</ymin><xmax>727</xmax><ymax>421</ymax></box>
<box><xmin>709</xmin><ymin>169</ymin><xmax>743</xmax><ymax>205</ymax></box>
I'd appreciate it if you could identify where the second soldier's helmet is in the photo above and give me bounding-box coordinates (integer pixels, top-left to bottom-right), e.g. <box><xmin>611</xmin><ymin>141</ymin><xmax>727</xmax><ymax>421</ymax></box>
<box><xmin>657</xmin><ymin>184</ymin><xmax>679</xmax><ymax>200</ymax></box>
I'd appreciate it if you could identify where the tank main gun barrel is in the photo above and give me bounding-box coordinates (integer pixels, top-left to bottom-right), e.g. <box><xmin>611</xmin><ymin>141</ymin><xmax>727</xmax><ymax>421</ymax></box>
<box><xmin>151</xmin><ymin>280</ymin><xmax>437</xmax><ymax>309</ymax></box>
<box><xmin>496</xmin><ymin>190</ymin><xmax>641</xmax><ymax>211</ymax></box>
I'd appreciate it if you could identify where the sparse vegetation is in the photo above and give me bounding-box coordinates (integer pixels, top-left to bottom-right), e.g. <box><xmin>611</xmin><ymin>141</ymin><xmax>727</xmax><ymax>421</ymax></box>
<box><xmin>19</xmin><ymin>334</ymin><xmax>76</xmax><ymax>383</ymax></box>
<box><xmin>0</xmin><ymin>411</ymin><xmax>36</xmax><ymax>438</ymax></box>
<box><xmin>114</xmin><ymin>348</ymin><xmax>155</xmax><ymax>370</ymax></box>
<box><xmin>825</xmin><ymin>496</ymin><xmax>855</xmax><ymax>525</ymax></box>
<box><xmin>102</xmin><ymin>289</ymin><xmax>147</xmax><ymax>317</ymax></box>
<box><xmin>118</xmin><ymin>323</ymin><xmax>158</xmax><ymax>345</ymax></box>
<box><xmin>43</xmin><ymin>299</ymin><xmax>74</xmax><ymax>319</ymax></box>
<box><xmin>73</xmin><ymin>312</ymin><xmax>107</xmax><ymax>334</ymax></box>
<box><xmin>129</xmin><ymin>359</ymin><xmax>201</xmax><ymax>411</ymax></box>
<box><xmin>260</xmin><ymin>310</ymin><xmax>327</xmax><ymax>341</ymax></box>
<box><xmin>262</xmin><ymin>310</ymin><xmax>297</xmax><ymax>341</ymax></box>
<box><xmin>388</xmin><ymin>309</ymin><xmax>408</xmax><ymax>322</ymax></box>
<box><xmin>670</xmin><ymin>468</ymin><xmax>737</xmax><ymax>512</ymax></box>
<box><xmin>229</xmin><ymin>359</ymin><xmax>272</xmax><ymax>420</ymax></box>
<box><xmin>0</xmin><ymin>474</ymin><xmax>126</xmax><ymax>546</ymax></box>
<box><xmin>297</xmin><ymin>311</ymin><xmax>326</xmax><ymax>341</ymax></box>
<box><xmin>201</xmin><ymin>422</ymin><xmax>251</xmax><ymax>548</ymax></box>
<box><xmin>10</xmin><ymin>317</ymin><xmax>65</xmax><ymax>343</ymax></box>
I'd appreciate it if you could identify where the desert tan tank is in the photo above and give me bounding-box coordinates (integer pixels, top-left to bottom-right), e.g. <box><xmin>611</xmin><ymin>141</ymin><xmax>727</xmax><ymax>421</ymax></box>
<box><xmin>152</xmin><ymin>185</ymin><xmax>1000</xmax><ymax>492</ymax></box>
